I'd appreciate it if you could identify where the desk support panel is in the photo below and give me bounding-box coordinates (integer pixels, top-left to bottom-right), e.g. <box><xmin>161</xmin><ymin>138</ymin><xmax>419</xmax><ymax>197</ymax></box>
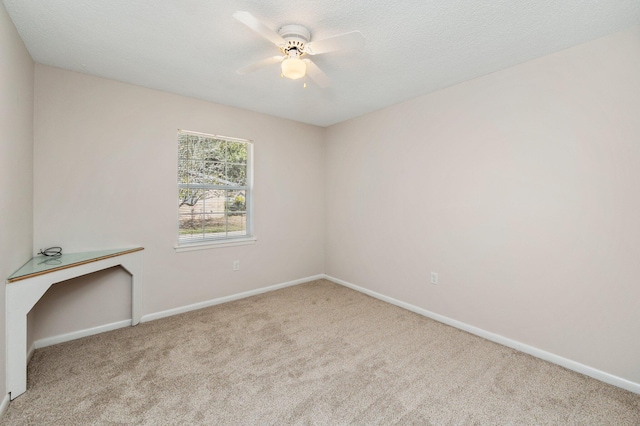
<box><xmin>6</xmin><ymin>249</ymin><xmax>143</xmax><ymax>400</ymax></box>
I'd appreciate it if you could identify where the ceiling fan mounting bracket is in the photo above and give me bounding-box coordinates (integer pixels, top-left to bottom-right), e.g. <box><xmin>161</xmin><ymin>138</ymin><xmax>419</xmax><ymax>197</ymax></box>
<box><xmin>278</xmin><ymin>24</ymin><xmax>310</xmax><ymax>56</ymax></box>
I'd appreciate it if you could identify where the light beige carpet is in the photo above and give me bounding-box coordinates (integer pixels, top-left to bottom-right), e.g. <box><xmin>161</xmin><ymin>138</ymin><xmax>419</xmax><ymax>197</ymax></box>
<box><xmin>2</xmin><ymin>280</ymin><xmax>639</xmax><ymax>425</ymax></box>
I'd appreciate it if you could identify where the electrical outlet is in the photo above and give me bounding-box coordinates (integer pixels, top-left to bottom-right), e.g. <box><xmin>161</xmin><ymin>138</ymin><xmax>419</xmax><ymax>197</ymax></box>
<box><xmin>233</xmin><ymin>260</ymin><xmax>240</xmax><ymax>271</ymax></box>
<box><xmin>430</xmin><ymin>272</ymin><xmax>438</xmax><ymax>285</ymax></box>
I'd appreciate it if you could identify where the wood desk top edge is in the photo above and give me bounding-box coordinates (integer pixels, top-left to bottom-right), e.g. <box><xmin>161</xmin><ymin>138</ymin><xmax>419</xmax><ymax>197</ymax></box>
<box><xmin>7</xmin><ymin>247</ymin><xmax>144</xmax><ymax>284</ymax></box>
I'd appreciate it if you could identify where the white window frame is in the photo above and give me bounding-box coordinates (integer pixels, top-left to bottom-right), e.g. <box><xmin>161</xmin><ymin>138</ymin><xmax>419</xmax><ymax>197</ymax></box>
<box><xmin>175</xmin><ymin>130</ymin><xmax>255</xmax><ymax>252</ymax></box>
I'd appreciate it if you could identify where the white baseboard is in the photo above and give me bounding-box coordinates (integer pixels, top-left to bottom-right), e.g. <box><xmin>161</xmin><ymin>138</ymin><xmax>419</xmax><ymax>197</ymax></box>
<box><xmin>34</xmin><ymin>320</ymin><xmax>132</xmax><ymax>350</ymax></box>
<box><xmin>29</xmin><ymin>275</ymin><xmax>324</xmax><ymax>350</ymax></box>
<box><xmin>140</xmin><ymin>274</ymin><xmax>325</xmax><ymax>323</ymax></box>
<box><xmin>0</xmin><ymin>393</ymin><xmax>9</xmax><ymax>420</ymax></box>
<box><xmin>27</xmin><ymin>342</ymin><xmax>36</xmax><ymax>364</ymax></box>
<box><xmin>30</xmin><ymin>273</ymin><xmax>636</xmax><ymax>395</ymax></box>
<box><xmin>323</xmin><ymin>274</ymin><xmax>640</xmax><ymax>395</ymax></box>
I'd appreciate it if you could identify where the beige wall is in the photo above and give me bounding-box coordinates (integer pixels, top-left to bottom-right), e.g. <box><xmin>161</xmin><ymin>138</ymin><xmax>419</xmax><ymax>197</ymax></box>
<box><xmin>0</xmin><ymin>4</ymin><xmax>35</xmax><ymax>397</ymax></box>
<box><xmin>8</xmin><ymin>15</ymin><xmax>640</xmax><ymax>393</ymax></box>
<box><xmin>32</xmin><ymin>65</ymin><xmax>325</xmax><ymax>339</ymax></box>
<box><xmin>325</xmin><ymin>28</ymin><xmax>640</xmax><ymax>384</ymax></box>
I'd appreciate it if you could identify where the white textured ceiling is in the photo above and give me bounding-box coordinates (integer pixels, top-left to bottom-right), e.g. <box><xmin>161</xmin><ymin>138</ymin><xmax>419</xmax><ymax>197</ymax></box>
<box><xmin>4</xmin><ymin>0</ymin><xmax>640</xmax><ymax>127</ymax></box>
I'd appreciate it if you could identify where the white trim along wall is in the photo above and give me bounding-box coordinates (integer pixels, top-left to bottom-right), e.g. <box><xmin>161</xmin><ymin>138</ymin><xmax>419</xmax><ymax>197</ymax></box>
<box><xmin>30</xmin><ymin>275</ymin><xmax>640</xmax><ymax>395</ymax></box>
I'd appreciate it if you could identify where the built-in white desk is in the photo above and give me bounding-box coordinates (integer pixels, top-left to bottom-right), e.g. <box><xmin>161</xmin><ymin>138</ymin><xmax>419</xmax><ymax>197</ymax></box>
<box><xmin>6</xmin><ymin>247</ymin><xmax>143</xmax><ymax>400</ymax></box>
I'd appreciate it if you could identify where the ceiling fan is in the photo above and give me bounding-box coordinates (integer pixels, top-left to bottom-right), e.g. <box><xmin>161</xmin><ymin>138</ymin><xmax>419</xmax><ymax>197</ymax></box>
<box><xmin>233</xmin><ymin>11</ymin><xmax>365</xmax><ymax>88</ymax></box>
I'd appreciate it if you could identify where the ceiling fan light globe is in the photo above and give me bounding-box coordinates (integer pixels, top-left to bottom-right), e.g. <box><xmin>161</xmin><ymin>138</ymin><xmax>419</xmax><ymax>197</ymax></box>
<box><xmin>281</xmin><ymin>57</ymin><xmax>306</xmax><ymax>80</ymax></box>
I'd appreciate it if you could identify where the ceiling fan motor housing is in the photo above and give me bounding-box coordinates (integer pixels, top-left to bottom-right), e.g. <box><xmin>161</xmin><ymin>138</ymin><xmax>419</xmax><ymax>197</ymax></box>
<box><xmin>278</xmin><ymin>24</ymin><xmax>310</xmax><ymax>55</ymax></box>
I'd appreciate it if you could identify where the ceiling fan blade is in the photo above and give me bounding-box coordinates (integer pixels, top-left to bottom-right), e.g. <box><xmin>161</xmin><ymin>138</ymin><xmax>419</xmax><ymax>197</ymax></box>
<box><xmin>233</xmin><ymin>11</ymin><xmax>285</xmax><ymax>46</ymax></box>
<box><xmin>303</xmin><ymin>59</ymin><xmax>331</xmax><ymax>88</ymax></box>
<box><xmin>304</xmin><ymin>30</ymin><xmax>365</xmax><ymax>55</ymax></box>
<box><xmin>236</xmin><ymin>56</ymin><xmax>284</xmax><ymax>75</ymax></box>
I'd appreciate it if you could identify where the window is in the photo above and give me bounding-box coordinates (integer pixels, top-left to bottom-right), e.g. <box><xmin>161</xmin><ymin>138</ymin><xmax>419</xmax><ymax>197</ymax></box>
<box><xmin>177</xmin><ymin>130</ymin><xmax>253</xmax><ymax>248</ymax></box>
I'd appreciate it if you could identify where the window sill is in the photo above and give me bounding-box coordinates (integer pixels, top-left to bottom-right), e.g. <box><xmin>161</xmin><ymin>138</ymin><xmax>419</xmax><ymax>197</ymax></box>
<box><xmin>174</xmin><ymin>237</ymin><xmax>257</xmax><ymax>252</ymax></box>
